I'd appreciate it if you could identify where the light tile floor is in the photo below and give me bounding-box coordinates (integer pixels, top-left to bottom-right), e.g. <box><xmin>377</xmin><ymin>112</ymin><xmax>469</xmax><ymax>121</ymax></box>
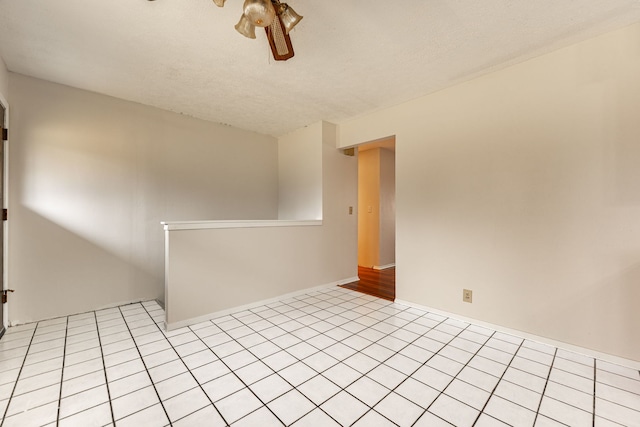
<box><xmin>0</xmin><ymin>287</ymin><xmax>639</xmax><ymax>426</ymax></box>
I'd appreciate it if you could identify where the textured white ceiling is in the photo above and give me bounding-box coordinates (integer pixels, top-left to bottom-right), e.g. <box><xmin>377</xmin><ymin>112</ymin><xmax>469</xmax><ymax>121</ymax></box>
<box><xmin>1</xmin><ymin>1</ymin><xmax>640</xmax><ymax>136</ymax></box>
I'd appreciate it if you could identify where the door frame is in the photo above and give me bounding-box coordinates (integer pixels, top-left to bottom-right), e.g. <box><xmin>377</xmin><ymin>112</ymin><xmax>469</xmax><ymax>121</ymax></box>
<box><xmin>352</xmin><ymin>136</ymin><xmax>397</xmax><ymax>302</ymax></box>
<box><xmin>0</xmin><ymin>91</ymin><xmax>8</xmax><ymax>336</ymax></box>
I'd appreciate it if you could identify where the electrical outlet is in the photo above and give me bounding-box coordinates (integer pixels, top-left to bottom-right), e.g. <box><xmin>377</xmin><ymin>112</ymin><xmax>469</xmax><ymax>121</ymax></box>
<box><xmin>349</xmin><ymin>206</ymin><xmax>353</xmax><ymax>215</ymax></box>
<box><xmin>463</xmin><ymin>289</ymin><xmax>473</xmax><ymax>303</ymax></box>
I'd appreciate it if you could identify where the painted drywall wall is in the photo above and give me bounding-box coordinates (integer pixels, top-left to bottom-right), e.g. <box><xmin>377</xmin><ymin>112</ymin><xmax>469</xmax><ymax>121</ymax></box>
<box><xmin>0</xmin><ymin>56</ymin><xmax>8</xmax><ymax>101</ymax></box>
<box><xmin>278</xmin><ymin>123</ymin><xmax>322</xmax><ymax>220</ymax></box>
<box><xmin>379</xmin><ymin>148</ymin><xmax>396</xmax><ymax>267</ymax></box>
<box><xmin>358</xmin><ymin>148</ymin><xmax>396</xmax><ymax>268</ymax></box>
<box><xmin>165</xmin><ymin>122</ymin><xmax>358</xmax><ymax>326</ymax></box>
<box><xmin>358</xmin><ymin>149</ymin><xmax>380</xmax><ymax>267</ymax></box>
<box><xmin>339</xmin><ymin>23</ymin><xmax>640</xmax><ymax>361</ymax></box>
<box><xmin>8</xmin><ymin>73</ymin><xmax>279</xmax><ymax>324</ymax></box>
<box><xmin>321</xmin><ymin>121</ymin><xmax>359</xmax><ymax>282</ymax></box>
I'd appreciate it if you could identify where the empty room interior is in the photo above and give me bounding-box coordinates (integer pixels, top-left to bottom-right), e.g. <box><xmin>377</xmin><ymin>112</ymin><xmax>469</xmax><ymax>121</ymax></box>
<box><xmin>0</xmin><ymin>1</ymin><xmax>639</xmax><ymax>426</ymax></box>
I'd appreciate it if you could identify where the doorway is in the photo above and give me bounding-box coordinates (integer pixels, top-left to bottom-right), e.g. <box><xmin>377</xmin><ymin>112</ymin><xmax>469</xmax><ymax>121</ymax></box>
<box><xmin>341</xmin><ymin>266</ymin><xmax>395</xmax><ymax>301</ymax></box>
<box><xmin>340</xmin><ymin>137</ymin><xmax>396</xmax><ymax>300</ymax></box>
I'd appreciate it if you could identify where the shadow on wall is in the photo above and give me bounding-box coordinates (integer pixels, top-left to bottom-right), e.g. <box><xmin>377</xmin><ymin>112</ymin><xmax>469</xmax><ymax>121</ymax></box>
<box><xmin>10</xmin><ymin>207</ymin><xmax>161</xmax><ymax>324</ymax></box>
<box><xmin>7</xmin><ymin>73</ymin><xmax>281</xmax><ymax>326</ymax></box>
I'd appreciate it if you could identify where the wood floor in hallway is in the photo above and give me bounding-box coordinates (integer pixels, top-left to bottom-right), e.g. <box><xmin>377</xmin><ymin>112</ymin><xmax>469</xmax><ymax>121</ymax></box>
<box><xmin>339</xmin><ymin>266</ymin><xmax>395</xmax><ymax>301</ymax></box>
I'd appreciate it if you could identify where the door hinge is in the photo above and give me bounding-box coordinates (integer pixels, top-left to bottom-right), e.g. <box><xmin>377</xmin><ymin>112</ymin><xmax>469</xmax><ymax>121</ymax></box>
<box><xmin>2</xmin><ymin>209</ymin><xmax>6</xmax><ymax>221</ymax></box>
<box><xmin>1</xmin><ymin>128</ymin><xmax>7</xmax><ymax>141</ymax></box>
<box><xmin>2</xmin><ymin>290</ymin><xmax>14</xmax><ymax>304</ymax></box>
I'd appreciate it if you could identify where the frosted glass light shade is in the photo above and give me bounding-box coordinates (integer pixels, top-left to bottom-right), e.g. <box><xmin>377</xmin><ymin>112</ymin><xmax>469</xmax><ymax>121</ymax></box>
<box><xmin>212</xmin><ymin>0</ymin><xmax>226</xmax><ymax>7</ymax></box>
<box><xmin>235</xmin><ymin>14</ymin><xmax>256</xmax><ymax>39</ymax></box>
<box><xmin>279</xmin><ymin>4</ymin><xmax>303</xmax><ymax>34</ymax></box>
<box><xmin>243</xmin><ymin>0</ymin><xmax>275</xmax><ymax>27</ymax></box>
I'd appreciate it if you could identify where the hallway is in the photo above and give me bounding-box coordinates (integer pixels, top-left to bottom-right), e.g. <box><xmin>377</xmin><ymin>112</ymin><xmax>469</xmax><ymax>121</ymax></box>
<box><xmin>340</xmin><ymin>267</ymin><xmax>395</xmax><ymax>301</ymax></box>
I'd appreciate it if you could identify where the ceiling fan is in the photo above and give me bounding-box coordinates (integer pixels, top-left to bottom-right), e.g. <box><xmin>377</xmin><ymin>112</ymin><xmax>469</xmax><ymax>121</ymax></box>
<box><xmin>225</xmin><ymin>0</ymin><xmax>303</xmax><ymax>61</ymax></box>
<box><xmin>149</xmin><ymin>0</ymin><xmax>303</xmax><ymax>61</ymax></box>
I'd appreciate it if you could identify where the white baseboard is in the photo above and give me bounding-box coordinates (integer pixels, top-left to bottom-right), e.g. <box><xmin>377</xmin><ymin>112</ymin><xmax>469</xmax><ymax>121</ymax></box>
<box><xmin>395</xmin><ymin>299</ymin><xmax>640</xmax><ymax>371</ymax></box>
<box><xmin>165</xmin><ymin>277</ymin><xmax>359</xmax><ymax>331</ymax></box>
<box><xmin>373</xmin><ymin>263</ymin><xmax>396</xmax><ymax>270</ymax></box>
<box><xmin>95</xmin><ymin>298</ymin><xmax>148</xmax><ymax>312</ymax></box>
<box><xmin>8</xmin><ymin>298</ymin><xmax>149</xmax><ymax>328</ymax></box>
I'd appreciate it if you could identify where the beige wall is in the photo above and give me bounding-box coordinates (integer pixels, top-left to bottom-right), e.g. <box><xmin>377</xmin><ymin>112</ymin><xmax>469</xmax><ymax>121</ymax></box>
<box><xmin>321</xmin><ymin>121</ymin><xmax>359</xmax><ymax>281</ymax></box>
<box><xmin>8</xmin><ymin>73</ymin><xmax>279</xmax><ymax>324</ymax></box>
<box><xmin>0</xmin><ymin>56</ymin><xmax>8</xmax><ymax>101</ymax></box>
<box><xmin>165</xmin><ymin>122</ymin><xmax>358</xmax><ymax>327</ymax></box>
<box><xmin>278</xmin><ymin>123</ymin><xmax>322</xmax><ymax>220</ymax></box>
<box><xmin>339</xmin><ymin>23</ymin><xmax>640</xmax><ymax>361</ymax></box>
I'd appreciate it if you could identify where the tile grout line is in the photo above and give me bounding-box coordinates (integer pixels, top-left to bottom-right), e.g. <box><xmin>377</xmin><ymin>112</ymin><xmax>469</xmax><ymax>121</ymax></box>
<box><xmin>4</xmin><ymin>293</ymin><xmax>638</xmax><ymax>427</ymax></box>
<box><xmin>0</xmin><ymin>323</ymin><xmax>39</xmax><ymax>427</ymax></box>
<box><xmin>272</xmin><ymin>293</ymin><xmax>424</xmax><ymax>426</ymax></box>
<box><xmin>208</xmin><ymin>290</ymin><xmax>367</xmax><ymax>424</ymax></box>
<box><xmin>211</xmin><ymin>292</ymin><xmax>360</xmax><ymax>425</ymax></box>
<box><xmin>591</xmin><ymin>367</ymin><xmax>640</xmax><ymax>393</ymax></box>
<box><xmin>244</xmin><ymin>290</ymin><xmax>412</xmax><ymax>425</ymax></box>
<box><xmin>590</xmin><ymin>359</ymin><xmax>633</xmax><ymax>427</ymax></box>
<box><xmin>587</xmin><ymin>367</ymin><xmax>640</xmax><ymax>423</ymax></box>
<box><xmin>260</xmin><ymin>289</ymin><xmax>506</xmax><ymax>426</ymax></box>
<box><xmin>286</xmin><ymin>292</ymin><xmax>407</xmax><ymax>419</ymax></box>
<box><xmin>540</xmin><ymin>367</ymin><xmax>607</xmax><ymax>402</ymax></box>
<box><xmin>320</xmin><ymin>300</ymin><xmax>430</xmax><ymax>425</ymax></box>
<box><xmin>278</xmin><ymin>289</ymin><xmax>418</xmax><ymax>425</ymax></box>
<box><xmin>255</xmin><ymin>292</ymin><xmax>384</xmax><ymax>424</ymax></box>
<box><xmin>93</xmin><ymin>311</ymin><xmax>116</xmax><ymax>427</ymax></box>
<box><xmin>116</xmin><ymin>305</ymin><xmax>172</xmax><ymax>426</ymax></box>
<box><xmin>470</xmin><ymin>336</ymin><xmax>525</xmax><ymax>427</ymax></box>
<box><xmin>55</xmin><ymin>317</ymin><xmax>69</xmax><ymax>427</ymax></box>
<box><xmin>290</xmin><ymin>292</ymin><xmax>634</xmax><ymax>378</ymax></box>
<box><xmin>139</xmin><ymin>303</ymin><xmax>233</xmax><ymax>426</ymax></box>
<box><xmin>531</xmin><ymin>347</ymin><xmax>558</xmax><ymax>426</ymax></box>
<box><xmin>2</xmin><ymin>299</ymin><xmax>515</xmax><ymax>423</ymax></box>
<box><xmin>110</xmin><ymin>304</ymin><xmax>287</xmax><ymax>424</ymax></box>
<box><xmin>416</xmin><ymin>328</ymin><xmax>498</xmax><ymax>427</ymax></box>
<box><xmin>541</xmin><ymin>369</ymin><xmax>618</xmax><ymax>417</ymax></box>
<box><xmin>206</xmin><ymin>289</ymin><xmax>394</xmax><ymax>425</ymax></box>
<box><xmin>191</xmin><ymin>324</ymin><xmax>289</xmax><ymax>426</ymax></box>
<box><xmin>248</xmin><ymin>291</ymin><xmax>477</xmax><ymax>426</ymax></box>
<box><xmin>347</xmin><ymin>315</ymin><xmax>456</xmax><ymax>427</ymax></box>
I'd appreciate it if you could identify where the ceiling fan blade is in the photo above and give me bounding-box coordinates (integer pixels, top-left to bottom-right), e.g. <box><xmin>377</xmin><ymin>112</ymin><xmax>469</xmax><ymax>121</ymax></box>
<box><xmin>265</xmin><ymin>14</ymin><xmax>294</xmax><ymax>61</ymax></box>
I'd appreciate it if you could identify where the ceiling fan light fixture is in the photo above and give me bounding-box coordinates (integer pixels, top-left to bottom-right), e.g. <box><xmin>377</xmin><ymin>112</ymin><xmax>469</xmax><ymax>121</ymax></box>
<box><xmin>278</xmin><ymin>3</ymin><xmax>303</xmax><ymax>34</ymax></box>
<box><xmin>243</xmin><ymin>0</ymin><xmax>276</xmax><ymax>28</ymax></box>
<box><xmin>180</xmin><ymin>0</ymin><xmax>302</xmax><ymax>61</ymax></box>
<box><xmin>235</xmin><ymin>14</ymin><xmax>257</xmax><ymax>39</ymax></box>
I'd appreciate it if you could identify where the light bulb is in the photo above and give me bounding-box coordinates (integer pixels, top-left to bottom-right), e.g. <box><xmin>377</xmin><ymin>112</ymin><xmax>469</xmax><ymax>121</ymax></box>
<box><xmin>243</xmin><ymin>0</ymin><xmax>276</xmax><ymax>28</ymax></box>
